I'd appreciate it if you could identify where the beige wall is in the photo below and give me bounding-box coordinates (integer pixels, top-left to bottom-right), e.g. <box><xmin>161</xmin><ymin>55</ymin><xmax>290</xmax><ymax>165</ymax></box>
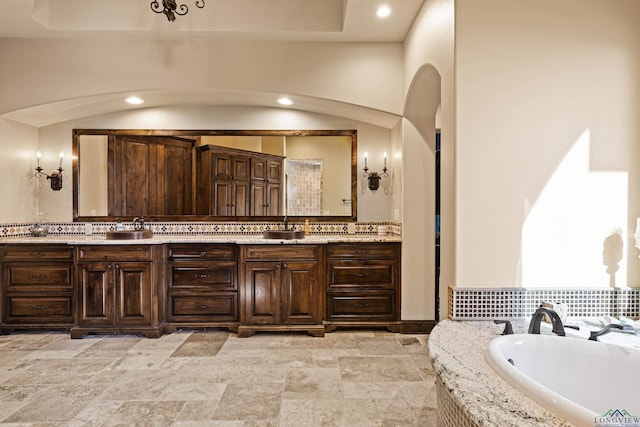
<box><xmin>455</xmin><ymin>0</ymin><xmax>640</xmax><ymax>288</ymax></box>
<box><xmin>0</xmin><ymin>39</ymin><xmax>403</xmax><ymax>118</ymax></box>
<box><xmin>285</xmin><ymin>136</ymin><xmax>351</xmax><ymax>216</ymax></box>
<box><xmin>403</xmin><ymin>0</ymin><xmax>455</xmax><ymax>320</ymax></box>
<box><xmin>0</xmin><ymin>119</ymin><xmax>39</xmax><ymax>222</ymax></box>
<box><xmin>78</xmin><ymin>135</ymin><xmax>108</xmax><ymax>216</ymax></box>
<box><xmin>32</xmin><ymin>106</ymin><xmax>392</xmax><ymax>222</ymax></box>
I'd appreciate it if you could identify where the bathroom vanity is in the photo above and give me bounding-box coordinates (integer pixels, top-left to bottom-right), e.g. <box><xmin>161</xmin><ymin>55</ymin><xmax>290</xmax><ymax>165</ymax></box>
<box><xmin>0</xmin><ymin>238</ymin><xmax>401</xmax><ymax>338</ymax></box>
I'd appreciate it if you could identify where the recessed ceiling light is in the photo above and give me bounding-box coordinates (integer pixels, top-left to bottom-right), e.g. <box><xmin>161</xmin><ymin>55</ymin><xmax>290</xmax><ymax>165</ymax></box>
<box><xmin>377</xmin><ymin>5</ymin><xmax>391</xmax><ymax>18</ymax></box>
<box><xmin>277</xmin><ymin>97</ymin><xmax>294</xmax><ymax>106</ymax></box>
<box><xmin>125</xmin><ymin>96</ymin><xmax>144</xmax><ymax>105</ymax></box>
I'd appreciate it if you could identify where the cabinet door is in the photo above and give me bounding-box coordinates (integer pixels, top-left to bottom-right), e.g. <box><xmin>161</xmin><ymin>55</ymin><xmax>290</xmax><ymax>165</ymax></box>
<box><xmin>115</xmin><ymin>262</ymin><xmax>152</xmax><ymax>325</ymax></box>
<box><xmin>250</xmin><ymin>182</ymin><xmax>267</xmax><ymax>216</ymax></box>
<box><xmin>233</xmin><ymin>181</ymin><xmax>249</xmax><ymax>216</ymax></box>
<box><xmin>77</xmin><ymin>262</ymin><xmax>114</xmax><ymax>326</ymax></box>
<box><xmin>267</xmin><ymin>160</ymin><xmax>282</xmax><ymax>183</ymax></box>
<box><xmin>243</xmin><ymin>262</ymin><xmax>280</xmax><ymax>324</ymax></box>
<box><xmin>232</xmin><ymin>156</ymin><xmax>250</xmax><ymax>181</ymax></box>
<box><xmin>281</xmin><ymin>261</ymin><xmax>321</xmax><ymax>325</ymax></box>
<box><xmin>266</xmin><ymin>183</ymin><xmax>281</xmax><ymax>216</ymax></box>
<box><xmin>213</xmin><ymin>181</ymin><xmax>233</xmax><ymax>216</ymax></box>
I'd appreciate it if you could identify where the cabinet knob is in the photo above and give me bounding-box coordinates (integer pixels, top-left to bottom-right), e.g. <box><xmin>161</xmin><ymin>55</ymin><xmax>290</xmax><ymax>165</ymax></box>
<box><xmin>282</xmin><ymin>263</ymin><xmax>288</xmax><ymax>269</ymax></box>
<box><xmin>199</xmin><ymin>305</ymin><xmax>209</xmax><ymax>310</ymax></box>
<box><xmin>199</xmin><ymin>251</ymin><xmax>207</xmax><ymax>257</ymax></box>
<box><xmin>32</xmin><ymin>305</ymin><xmax>48</xmax><ymax>310</ymax></box>
<box><xmin>195</xmin><ymin>273</ymin><xmax>208</xmax><ymax>278</ymax></box>
<box><xmin>33</xmin><ymin>274</ymin><xmax>48</xmax><ymax>279</ymax></box>
<box><xmin>31</xmin><ymin>252</ymin><xmax>43</xmax><ymax>257</ymax></box>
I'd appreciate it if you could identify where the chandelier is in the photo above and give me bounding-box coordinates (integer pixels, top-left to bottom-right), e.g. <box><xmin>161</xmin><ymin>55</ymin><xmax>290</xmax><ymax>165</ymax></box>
<box><xmin>150</xmin><ymin>0</ymin><xmax>205</xmax><ymax>22</ymax></box>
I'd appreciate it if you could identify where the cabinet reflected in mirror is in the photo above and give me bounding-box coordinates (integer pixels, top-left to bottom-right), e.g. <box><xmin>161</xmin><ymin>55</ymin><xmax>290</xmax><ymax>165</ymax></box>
<box><xmin>73</xmin><ymin>129</ymin><xmax>356</xmax><ymax>221</ymax></box>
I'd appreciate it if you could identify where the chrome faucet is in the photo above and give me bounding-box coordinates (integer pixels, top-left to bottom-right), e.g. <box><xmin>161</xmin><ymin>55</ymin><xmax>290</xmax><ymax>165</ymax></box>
<box><xmin>132</xmin><ymin>216</ymin><xmax>145</xmax><ymax>230</ymax></box>
<box><xmin>528</xmin><ymin>307</ymin><xmax>566</xmax><ymax>336</ymax></box>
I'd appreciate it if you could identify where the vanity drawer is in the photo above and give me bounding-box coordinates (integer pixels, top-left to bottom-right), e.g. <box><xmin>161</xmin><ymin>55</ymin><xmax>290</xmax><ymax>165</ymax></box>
<box><xmin>326</xmin><ymin>243</ymin><xmax>399</xmax><ymax>259</ymax></box>
<box><xmin>326</xmin><ymin>260</ymin><xmax>396</xmax><ymax>290</ymax></box>
<box><xmin>169</xmin><ymin>262</ymin><xmax>237</xmax><ymax>290</ymax></box>
<box><xmin>4</xmin><ymin>296</ymin><xmax>73</xmax><ymax>323</ymax></box>
<box><xmin>76</xmin><ymin>245</ymin><xmax>152</xmax><ymax>261</ymax></box>
<box><xmin>243</xmin><ymin>245</ymin><xmax>320</xmax><ymax>261</ymax></box>
<box><xmin>4</xmin><ymin>263</ymin><xmax>73</xmax><ymax>292</ymax></box>
<box><xmin>168</xmin><ymin>244</ymin><xmax>237</xmax><ymax>260</ymax></box>
<box><xmin>327</xmin><ymin>292</ymin><xmax>397</xmax><ymax>320</ymax></box>
<box><xmin>168</xmin><ymin>293</ymin><xmax>238</xmax><ymax>321</ymax></box>
<box><xmin>1</xmin><ymin>246</ymin><xmax>73</xmax><ymax>261</ymax></box>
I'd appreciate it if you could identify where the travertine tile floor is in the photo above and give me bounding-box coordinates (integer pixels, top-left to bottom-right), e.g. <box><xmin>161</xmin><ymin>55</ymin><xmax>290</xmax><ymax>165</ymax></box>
<box><xmin>0</xmin><ymin>330</ymin><xmax>437</xmax><ymax>426</ymax></box>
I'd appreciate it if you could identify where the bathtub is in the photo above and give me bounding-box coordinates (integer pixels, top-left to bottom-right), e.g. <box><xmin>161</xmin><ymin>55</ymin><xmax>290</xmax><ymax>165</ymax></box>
<box><xmin>486</xmin><ymin>334</ymin><xmax>640</xmax><ymax>427</ymax></box>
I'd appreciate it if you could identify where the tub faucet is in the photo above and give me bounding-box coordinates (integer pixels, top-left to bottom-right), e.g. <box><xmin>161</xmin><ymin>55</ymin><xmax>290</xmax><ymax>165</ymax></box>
<box><xmin>588</xmin><ymin>323</ymin><xmax>635</xmax><ymax>341</ymax></box>
<box><xmin>528</xmin><ymin>307</ymin><xmax>566</xmax><ymax>336</ymax></box>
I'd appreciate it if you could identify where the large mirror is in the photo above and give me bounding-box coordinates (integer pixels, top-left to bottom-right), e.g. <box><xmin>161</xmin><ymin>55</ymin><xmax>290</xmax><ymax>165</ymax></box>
<box><xmin>72</xmin><ymin>129</ymin><xmax>357</xmax><ymax>221</ymax></box>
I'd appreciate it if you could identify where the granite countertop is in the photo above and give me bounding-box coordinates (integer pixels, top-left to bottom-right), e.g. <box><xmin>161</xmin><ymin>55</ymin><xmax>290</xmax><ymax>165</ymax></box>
<box><xmin>0</xmin><ymin>234</ymin><xmax>402</xmax><ymax>245</ymax></box>
<box><xmin>428</xmin><ymin>320</ymin><xmax>640</xmax><ymax>427</ymax></box>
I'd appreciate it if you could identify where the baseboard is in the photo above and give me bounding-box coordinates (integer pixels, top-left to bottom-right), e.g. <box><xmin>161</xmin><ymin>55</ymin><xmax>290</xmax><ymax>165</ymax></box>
<box><xmin>401</xmin><ymin>320</ymin><xmax>438</xmax><ymax>334</ymax></box>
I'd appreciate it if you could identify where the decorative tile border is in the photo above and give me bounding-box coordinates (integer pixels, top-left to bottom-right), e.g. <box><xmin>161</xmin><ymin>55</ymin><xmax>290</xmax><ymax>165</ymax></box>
<box><xmin>0</xmin><ymin>221</ymin><xmax>402</xmax><ymax>238</ymax></box>
<box><xmin>449</xmin><ymin>285</ymin><xmax>640</xmax><ymax>320</ymax></box>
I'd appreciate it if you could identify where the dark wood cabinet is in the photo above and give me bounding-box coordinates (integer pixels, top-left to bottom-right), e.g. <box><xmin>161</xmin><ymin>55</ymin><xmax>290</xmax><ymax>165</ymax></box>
<box><xmin>240</xmin><ymin>245</ymin><xmax>324</xmax><ymax>337</ymax></box>
<box><xmin>71</xmin><ymin>245</ymin><xmax>161</xmax><ymax>338</ymax></box>
<box><xmin>197</xmin><ymin>145</ymin><xmax>283</xmax><ymax>217</ymax></box>
<box><xmin>164</xmin><ymin>244</ymin><xmax>239</xmax><ymax>333</ymax></box>
<box><xmin>109</xmin><ymin>135</ymin><xmax>194</xmax><ymax>216</ymax></box>
<box><xmin>1</xmin><ymin>245</ymin><xmax>74</xmax><ymax>333</ymax></box>
<box><xmin>325</xmin><ymin>243</ymin><xmax>401</xmax><ymax>332</ymax></box>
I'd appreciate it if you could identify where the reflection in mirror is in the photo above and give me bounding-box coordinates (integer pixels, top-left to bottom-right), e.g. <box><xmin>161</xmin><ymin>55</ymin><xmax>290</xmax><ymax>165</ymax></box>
<box><xmin>73</xmin><ymin>130</ymin><xmax>357</xmax><ymax>221</ymax></box>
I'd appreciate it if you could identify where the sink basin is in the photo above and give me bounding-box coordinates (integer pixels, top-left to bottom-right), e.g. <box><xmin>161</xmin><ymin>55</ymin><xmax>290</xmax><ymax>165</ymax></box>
<box><xmin>263</xmin><ymin>230</ymin><xmax>305</xmax><ymax>240</ymax></box>
<box><xmin>106</xmin><ymin>229</ymin><xmax>153</xmax><ymax>240</ymax></box>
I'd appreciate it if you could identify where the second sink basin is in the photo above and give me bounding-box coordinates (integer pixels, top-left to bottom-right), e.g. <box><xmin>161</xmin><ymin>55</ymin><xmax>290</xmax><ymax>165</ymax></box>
<box><xmin>263</xmin><ymin>230</ymin><xmax>305</xmax><ymax>240</ymax></box>
<box><xmin>106</xmin><ymin>229</ymin><xmax>153</xmax><ymax>240</ymax></box>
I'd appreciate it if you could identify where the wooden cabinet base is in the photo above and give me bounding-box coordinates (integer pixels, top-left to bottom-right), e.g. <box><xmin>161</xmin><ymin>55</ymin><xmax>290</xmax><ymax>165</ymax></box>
<box><xmin>162</xmin><ymin>323</ymin><xmax>239</xmax><ymax>335</ymax></box>
<box><xmin>237</xmin><ymin>324</ymin><xmax>325</xmax><ymax>338</ymax></box>
<box><xmin>323</xmin><ymin>321</ymin><xmax>402</xmax><ymax>334</ymax></box>
<box><xmin>70</xmin><ymin>326</ymin><xmax>162</xmax><ymax>339</ymax></box>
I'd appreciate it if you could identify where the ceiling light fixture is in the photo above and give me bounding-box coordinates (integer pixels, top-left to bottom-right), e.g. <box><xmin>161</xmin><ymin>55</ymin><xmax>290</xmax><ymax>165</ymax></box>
<box><xmin>151</xmin><ymin>0</ymin><xmax>205</xmax><ymax>22</ymax></box>
<box><xmin>125</xmin><ymin>96</ymin><xmax>145</xmax><ymax>105</ymax></box>
<box><xmin>376</xmin><ymin>5</ymin><xmax>392</xmax><ymax>18</ymax></box>
<box><xmin>277</xmin><ymin>97</ymin><xmax>294</xmax><ymax>106</ymax></box>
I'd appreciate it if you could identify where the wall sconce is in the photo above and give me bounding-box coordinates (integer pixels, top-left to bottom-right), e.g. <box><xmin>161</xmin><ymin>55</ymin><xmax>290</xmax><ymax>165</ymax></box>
<box><xmin>363</xmin><ymin>152</ymin><xmax>389</xmax><ymax>191</ymax></box>
<box><xmin>35</xmin><ymin>151</ymin><xmax>64</xmax><ymax>191</ymax></box>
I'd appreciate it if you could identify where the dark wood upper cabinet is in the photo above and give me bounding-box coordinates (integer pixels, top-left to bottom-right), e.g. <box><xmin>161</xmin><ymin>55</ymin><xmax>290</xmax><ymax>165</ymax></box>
<box><xmin>108</xmin><ymin>135</ymin><xmax>194</xmax><ymax>217</ymax></box>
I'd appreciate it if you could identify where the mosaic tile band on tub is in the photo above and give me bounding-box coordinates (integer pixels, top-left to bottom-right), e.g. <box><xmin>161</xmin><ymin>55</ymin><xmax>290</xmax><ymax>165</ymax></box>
<box><xmin>449</xmin><ymin>285</ymin><xmax>640</xmax><ymax>320</ymax></box>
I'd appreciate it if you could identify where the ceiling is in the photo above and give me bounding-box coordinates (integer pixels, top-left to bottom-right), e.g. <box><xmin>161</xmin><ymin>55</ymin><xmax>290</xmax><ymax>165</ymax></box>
<box><xmin>1</xmin><ymin>0</ymin><xmax>425</xmax><ymax>128</ymax></box>
<box><xmin>1</xmin><ymin>0</ymin><xmax>425</xmax><ymax>42</ymax></box>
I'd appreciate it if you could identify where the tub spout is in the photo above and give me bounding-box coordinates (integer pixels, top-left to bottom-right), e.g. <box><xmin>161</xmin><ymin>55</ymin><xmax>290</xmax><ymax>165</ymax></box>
<box><xmin>528</xmin><ymin>307</ymin><xmax>566</xmax><ymax>336</ymax></box>
<box><xmin>588</xmin><ymin>323</ymin><xmax>634</xmax><ymax>341</ymax></box>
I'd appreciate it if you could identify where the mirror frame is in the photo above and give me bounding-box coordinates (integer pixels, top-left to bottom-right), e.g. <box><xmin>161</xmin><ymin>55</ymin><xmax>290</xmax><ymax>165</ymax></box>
<box><xmin>72</xmin><ymin>129</ymin><xmax>357</xmax><ymax>222</ymax></box>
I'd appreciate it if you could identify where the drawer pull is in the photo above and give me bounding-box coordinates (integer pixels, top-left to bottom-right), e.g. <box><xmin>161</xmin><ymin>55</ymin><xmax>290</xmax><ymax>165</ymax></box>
<box><xmin>356</xmin><ymin>273</ymin><xmax>369</xmax><ymax>278</ymax></box>
<box><xmin>32</xmin><ymin>305</ymin><xmax>48</xmax><ymax>310</ymax></box>
<box><xmin>199</xmin><ymin>251</ymin><xmax>207</xmax><ymax>257</ymax></box>
<box><xmin>199</xmin><ymin>305</ymin><xmax>209</xmax><ymax>309</ymax></box>
<box><xmin>31</xmin><ymin>252</ymin><xmax>44</xmax><ymax>257</ymax></box>
<box><xmin>355</xmin><ymin>303</ymin><xmax>369</xmax><ymax>307</ymax></box>
<box><xmin>195</xmin><ymin>273</ymin><xmax>208</xmax><ymax>278</ymax></box>
<box><xmin>33</xmin><ymin>274</ymin><xmax>48</xmax><ymax>279</ymax></box>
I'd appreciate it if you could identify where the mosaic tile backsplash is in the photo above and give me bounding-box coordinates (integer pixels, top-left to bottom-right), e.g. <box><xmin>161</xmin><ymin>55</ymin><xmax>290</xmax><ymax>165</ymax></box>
<box><xmin>449</xmin><ymin>285</ymin><xmax>640</xmax><ymax>320</ymax></box>
<box><xmin>0</xmin><ymin>221</ymin><xmax>402</xmax><ymax>238</ymax></box>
